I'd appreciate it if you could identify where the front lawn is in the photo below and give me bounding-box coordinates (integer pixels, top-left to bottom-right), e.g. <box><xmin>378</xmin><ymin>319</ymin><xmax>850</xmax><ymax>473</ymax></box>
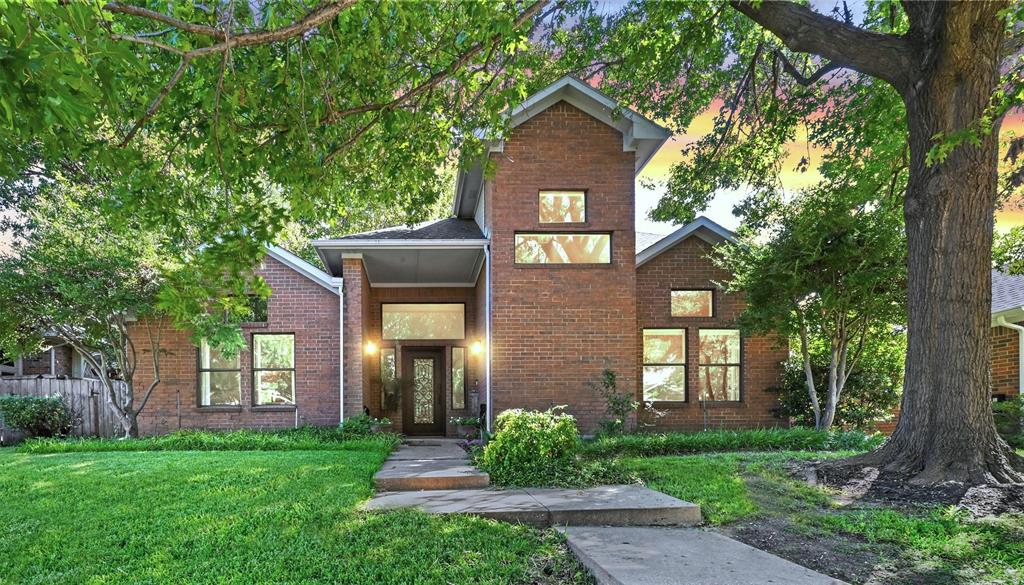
<box><xmin>620</xmin><ymin>452</ymin><xmax>1024</xmax><ymax>584</ymax></box>
<box><xmin>0</xmin><ymin>439</ymin><xmax>588</xmax><ymax>584</ymax></box>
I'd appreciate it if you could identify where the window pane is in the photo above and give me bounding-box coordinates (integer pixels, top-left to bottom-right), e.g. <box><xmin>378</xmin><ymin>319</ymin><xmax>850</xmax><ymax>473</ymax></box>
<box><xmin>643</xmin><ymin>365</ymin><xmax>686</xmax><ymax>401</ymax></box>
<box><xmin>254</xmin><ymin>335</ymin><xmax>294</xmax><ymax>369</ymax></box>
<box><xmin>246</xmin><ymin>295</ymin><xmax>268</xmax><ymax>322</ymax></box>
<box><xmin>699</xmin><ymin>365</ymin><xmax>740</xmax><ymax>401</ymax></box>
<box><xmin>255</xmin><ymin>370</ymin><xmax>295</xmax><ymax>405</ymax></box>
<box><xmin>699</xmin><ymin>329</ymin><xmax>740</xmax><ymax>364</ymax></box>
<box><xmin>201</xmin><ymin>340</ymin><xmax>240</xmax><ymax>370</ymax></box>
<box><xmin>380</xmin><ymin>348</ymin><xmax>396</xmax><ymax>382</ymax></box>
<box><xmin>643</xmin><ymin>329</ymin><xmax>686</xmax><ymax>364</ymax></box>
<box><xmin>382</xmin><ymin>304</ymin><xmax>465</xmax><ymax>340</ymax></box>
<box><xmin>539</xmin><ymin>191</ymin><xmax>586</xmax><ymax>223</ymax></box>
<box><xmin>201</xmin><ymin>372</ymin><xmax>241</xmax><ymax>406</ymax></box>
<box><xmin>514</xmin><ymin>233</ymin><xmax>610</xmax><ymax>264</ymax></box>
<box><xmin>452</xmin><ymin>347</ymin><xmax>465</xmax><ymax>410</ymax></box>
<box><xmin>671</xmin><ymin>290</ymin><xmax>713</xmax><ymax>317</ymax></box>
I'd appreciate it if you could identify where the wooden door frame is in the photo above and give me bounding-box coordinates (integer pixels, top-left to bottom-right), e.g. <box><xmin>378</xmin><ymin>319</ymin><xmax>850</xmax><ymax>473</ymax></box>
<box><xmin>401</xmin><ymin>347</ymin><xmax>446</xmax><ymax>436</ymax></box>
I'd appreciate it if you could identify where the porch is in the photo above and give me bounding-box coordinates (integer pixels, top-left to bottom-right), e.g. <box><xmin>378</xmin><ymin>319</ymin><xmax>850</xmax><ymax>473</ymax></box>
<box><xmin>314</xmin><ymin>219</ymin><xmax>490</xmax><ymax>437</ymax></box>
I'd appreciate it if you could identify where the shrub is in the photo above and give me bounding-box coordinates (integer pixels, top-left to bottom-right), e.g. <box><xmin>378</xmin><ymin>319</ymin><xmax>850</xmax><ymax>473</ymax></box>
<box><xmin>19</xmin><ymin>426</ymin><xmax>401</xmax><ymax>453</ymax></box>
<box><xmin>479</xmin><ymin>408</ymin><xmax>581</xmax><ymax>486</ymax></box>
<box><xmin>580</xmin><ymin>428</ymin><xmax>883</xmax><ymax>458</ymax></box>
<box><xmin>772</xmin><ymin>330</ymin><xmax>904</xmax><ymax>430</ymax></box>
<box><xmin>0</xmin><ymin>395</ymin><xmax>75</xmax><ymax>438</ymax></box>
<box><xmin>590</xmin><ymin>369</ymin><xmax>639</xmax><ymax>436</ymax></box>
<box><xmin>338</xmin><ymin>413</ymin><xmax>375</xmax><ymax>436</ymax></box>
<box><xmin>994</xmin><ymin>398</ymin><xmax>1023</xmax><ymax>448</ymax></box>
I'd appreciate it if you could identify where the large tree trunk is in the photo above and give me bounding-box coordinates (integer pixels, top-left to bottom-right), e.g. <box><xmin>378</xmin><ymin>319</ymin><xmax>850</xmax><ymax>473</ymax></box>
<box><xmin>855</xmin><ymin>2</ymin><xmax>1024</xmax><ymax>485</ymax></box>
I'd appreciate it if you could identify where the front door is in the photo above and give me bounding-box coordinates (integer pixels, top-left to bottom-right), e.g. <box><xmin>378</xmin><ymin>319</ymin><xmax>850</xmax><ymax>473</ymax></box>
<box><xmin>401</xmin><ymin>348</ymin><xmax>445</xmax><ymax>435</ymax></box>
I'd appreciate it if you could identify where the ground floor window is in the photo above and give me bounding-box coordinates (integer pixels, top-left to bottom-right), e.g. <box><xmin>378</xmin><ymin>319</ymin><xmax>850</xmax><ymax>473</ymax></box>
<box><xmin>698</xmin><ymin>329</ymin><xmax>741</xmax><ymax>401</ymax></box>
<box><xmin>198</xmin><ymin>340</ymin><xmax>241</xmax><ymax>406</ymax></box>
<box><xmin>642</xmin><ymin>329</ymin><xmax>687</xmax><ymax>402</ymax></box>
<box><xmin>451</xmin><ymin>347</ymin><xmax>466</xmax><ymax>409</ymax></box>
<box><xmin>253</xmin><ymin>334</ymin><xmax>296</xmax><ymax>405</ymax></box>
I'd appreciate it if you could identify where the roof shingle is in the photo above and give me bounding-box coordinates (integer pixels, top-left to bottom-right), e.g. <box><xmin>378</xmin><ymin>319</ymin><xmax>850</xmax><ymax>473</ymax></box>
<box><xmin>339</xmin><ymin>218</ymin><xmax>485</xmax><ymax>241</ymax></box>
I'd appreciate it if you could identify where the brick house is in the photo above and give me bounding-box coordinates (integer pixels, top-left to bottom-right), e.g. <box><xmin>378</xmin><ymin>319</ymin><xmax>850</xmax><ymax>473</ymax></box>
<box><xmin>132</xmin><ymin>77</ymin><xmax>789</xmax><ymax>436</ymax></box>
<box><xmin>991</xmin><ymin>268</ymin><xmax>1024</xmax><ymax>402</ymax></box>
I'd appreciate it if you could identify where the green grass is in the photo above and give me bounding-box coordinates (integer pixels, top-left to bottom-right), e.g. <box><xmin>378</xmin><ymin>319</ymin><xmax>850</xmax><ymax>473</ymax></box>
<box><xmin>582</xmin><ymin>428</ymin><xmax>883</xmax><ymax>458</ymax></box>
<box><xmin>620</xmin><ymin>451</ymin><xmax>1024</xmax><ymax>583</ymax></box>
<box><xmin>0</xmin><ymin>444</ymin><xmax>588</xmax><ymax>584</ymax></box>
<box><xmin>18</xmin><ymin>426</ymin><xmax>402</xmax><ymax>454</ymax></box>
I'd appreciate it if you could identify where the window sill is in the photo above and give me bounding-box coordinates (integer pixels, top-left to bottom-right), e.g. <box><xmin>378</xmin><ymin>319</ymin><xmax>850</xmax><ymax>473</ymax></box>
<box><xmin>251</xmin><ymin>404</ymin><xmax>297</xmax><ymax>412</ymax></box>
<box><xmin>241</xmin><ymin>322</ymin><xmax>269</xmax><ymax>329</ymax></box>
<box><xmin>196</xmin><ymin>406</ymin><xmax>243</xmax><ymax>412</ymax></box>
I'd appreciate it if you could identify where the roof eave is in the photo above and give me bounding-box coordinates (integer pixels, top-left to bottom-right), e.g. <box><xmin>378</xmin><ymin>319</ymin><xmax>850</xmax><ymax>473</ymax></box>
<box><xmin>992</xmin><ymin>306</ymin><xmax>1024</xmax><ymax>326</ymax></box>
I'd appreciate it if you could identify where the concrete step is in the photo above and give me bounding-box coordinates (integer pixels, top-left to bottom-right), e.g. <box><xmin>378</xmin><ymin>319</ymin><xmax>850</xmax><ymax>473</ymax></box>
<box><xmin>365</xmin><ymin>485</ymin><xmax>702</xmax><ymax>527</ymax></box>
<box><xmin>561</xmin><ymin>526</ymin><xmax>847</xmax><ymax>585</ymax></box>
<box><xmin>373</xmin><ymin>459</ymin><xmax>491</xmax><ymax>491</ymax></box>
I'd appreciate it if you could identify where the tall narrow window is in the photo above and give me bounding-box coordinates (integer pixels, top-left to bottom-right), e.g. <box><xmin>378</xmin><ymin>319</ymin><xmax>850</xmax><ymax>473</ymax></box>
<box><xmin>380</xmin><ymin>347</ymin><xmax>396</xmax><ymax>409</ymax></box>
<box><xmin>451</xmin><ymin>347</ymin><xmax>466</xmax><ymax>410</ymax></box>
<box><xmin>514</xmin><ymin>233</ymin><xmax>611</xmax><ymax>264</ymax></box>
<box><xmin>539</xmin><ymin>191</ymin><xmax>586</xmax><ymax>223</ymax></box>
<box><xmin>199</xmin><ymin>340</ymin><xmax>241</xmax><ymax>406</ymax></box>
<box><xmin>671</xmin><ymin>290</ymin><xmax>713</xmax><ymax>317</ymax></box>
<box><xmin>698</xmin><ymin>329</ymin><xmax>741</xmax><ymax>401</ymax></box>
<box><xmin>253</xmin><ymin>334</ymin><xmax>295</xmax><ymax>405</ymax></box>
<box><xmin>642</xmin><ymin>329</ymin><xmax>687</xmax><ymax>402</ymax></box>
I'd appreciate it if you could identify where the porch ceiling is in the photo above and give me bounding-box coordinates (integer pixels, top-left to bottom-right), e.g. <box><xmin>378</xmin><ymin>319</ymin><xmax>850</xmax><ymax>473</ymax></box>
<box><xmin>314</xmin><ymin>242</ymin><xmax>487</xmax><ymax>287</ymax></box>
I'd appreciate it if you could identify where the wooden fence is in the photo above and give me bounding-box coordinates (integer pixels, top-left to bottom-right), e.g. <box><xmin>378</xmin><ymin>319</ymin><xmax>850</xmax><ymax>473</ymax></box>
<box><xmin>0</xmin><ymin>377</ymin><xmax>128</xmax><ymax>438</ymax></box>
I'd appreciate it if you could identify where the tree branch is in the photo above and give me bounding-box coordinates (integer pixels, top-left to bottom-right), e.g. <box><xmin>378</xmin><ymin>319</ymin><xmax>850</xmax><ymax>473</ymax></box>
<box><xmin>774</xmin><ymin>51</ymin><xmax>842</xmax><ymax>87</ymax></box>
<box><xmin>730</xmin><ymin>1</ymin><xmax>912</xmax><ymax>89</ymax></box>
<box><xmin>103</xmin><ymin>2</ymin><xmax>226</xmax><ymax>40</ymax></box>
<box><xmin>120</xmin><ymin>55</ymin><xmax>193</xmax><ymax>147</ymax></box>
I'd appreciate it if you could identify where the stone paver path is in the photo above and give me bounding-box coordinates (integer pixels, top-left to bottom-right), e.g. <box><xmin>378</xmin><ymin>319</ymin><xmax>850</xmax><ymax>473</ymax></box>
<box><xmin>373</xmin><ymin>438</ymin><xmax>490</xmax><ymax>491</ymax></box>
<box><xmin>366</xmin><ymin>485</ymin><xmax>702</xmax><ymax>527</ymax></box>
<box><xmin>561</xmin><ymin>526</ymin><xmax>847</xmax><ymax>585</ymax></box>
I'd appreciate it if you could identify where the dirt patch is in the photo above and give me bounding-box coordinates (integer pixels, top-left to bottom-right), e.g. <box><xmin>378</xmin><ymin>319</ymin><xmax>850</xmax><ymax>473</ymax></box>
<box><xmin>812</xmin><ymin>461</ymin><xmax>1024</xmax><ymax>517</ymax></box>
<box><xmin>723</xmin><ymin>515</ymin><xmax>895</xmax><ymax>584</ymax></box>
<box><xmin>525</xmin><ymin>537</ymin><xmax>595</xmax><ymax>585</ymax></box>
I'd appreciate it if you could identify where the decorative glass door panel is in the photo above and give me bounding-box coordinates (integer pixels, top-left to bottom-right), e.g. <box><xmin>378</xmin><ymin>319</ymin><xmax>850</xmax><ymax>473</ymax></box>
<box><xmin>413</xmin><ymin>358</ymin><xmax>434</xmax><ymax>424</ymax></box>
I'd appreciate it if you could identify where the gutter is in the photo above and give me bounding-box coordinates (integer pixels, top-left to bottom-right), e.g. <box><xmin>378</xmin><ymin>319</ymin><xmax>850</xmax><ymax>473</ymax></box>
<box><xmin>334</xmin><ymin>276</ymin><xmax>345</xmax><ymax>423</ymax></box>
<box><xmin>996</xmin><ymin>316</ymin><xmax>1024</xmax><ymax>395</ymax></box>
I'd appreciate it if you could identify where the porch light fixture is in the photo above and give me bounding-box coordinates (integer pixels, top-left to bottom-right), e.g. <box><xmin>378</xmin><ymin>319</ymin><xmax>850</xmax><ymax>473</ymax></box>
<box><xmin>364</xmin><ymin>341</ymin><xmax>378</xmax><ymax>356</ymax></box>
<box><xmin>470</xmin><ymin>340</ymin><xmax>484</xmax><ymax>356</ymax></box>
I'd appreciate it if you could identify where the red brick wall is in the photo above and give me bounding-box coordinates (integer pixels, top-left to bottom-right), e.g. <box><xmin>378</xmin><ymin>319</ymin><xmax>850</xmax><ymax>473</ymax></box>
<box><xmin>134</xmin><ymin>255</ymin><xmax>341</xmax><ymax>435</ymax></box>
<box><xmin>636</xmin><ymin>236</ymin><xmax>788</xmax><ymax>431</ymax></box>
<box><xmin>487</xmin><ymin>101</ymin><xmax>638</xmax><ymax>432</ymax></box>
<box><xmin>360</xmin><ymin>277</ymin><xmax>484</xmax><ymax>435</ymax></box>
<box><xmin>992</xmin><ymin>323</ymin><xmax>1021</xmax><ymax>399</ymax></box>
<box><xmin>342</xmin><ymin>258</ymin><xmax>368</xmax><ymax>421</ymax></box>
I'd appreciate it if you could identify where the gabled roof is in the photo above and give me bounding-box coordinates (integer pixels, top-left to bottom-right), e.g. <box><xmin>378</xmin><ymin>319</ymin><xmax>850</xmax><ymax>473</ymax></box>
<box><xmin>992</xmin><ymin>268</ymin><xmax>1024</xmax><ymax>325</ymax></box>
<box><xmin>335</xmin><ymin>218</ymin><xmax>485</xmax><ymax>241</ymax></box>
<box><xmin>636</xmin><ymin>231</ymin><xmax>666</xmax><ymax>254</ymax></box>
<box><xmin>635</xmin><ymin>216</ymin><xmax>736</xmax><ymax>267</ymax></box>
<box><xmin>454</xmin><ymin>76</ymin><xmax>671</xmax><ymax>219</ymax></box>
<box><xmin>265</xmin><ymin>245</ymin><xmax>339</xmax><ymax>295</ymax></box>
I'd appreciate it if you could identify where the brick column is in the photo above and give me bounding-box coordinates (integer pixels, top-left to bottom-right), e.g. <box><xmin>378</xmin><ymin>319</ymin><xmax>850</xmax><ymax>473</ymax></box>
<box><xmin>342</xmin><ymin>258</ymin><xmax>366</xmax><ymax>419</ymax></box>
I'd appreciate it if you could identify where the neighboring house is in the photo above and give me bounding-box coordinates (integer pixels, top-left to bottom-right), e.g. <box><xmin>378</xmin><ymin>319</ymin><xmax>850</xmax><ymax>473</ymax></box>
<box><xmin>132</xmin><ymin>77</ymin><xmax>788</xmax><ymax>437</ymax></box>
<box><xmin>0</xmin><ymin>342</ymin><xmax>91</xmax><ymax>379</ymax></box>
<box><xmin>991</xmin><ymin>268</ymin><xmax>1024</xmax><ymax>402</ymax></box>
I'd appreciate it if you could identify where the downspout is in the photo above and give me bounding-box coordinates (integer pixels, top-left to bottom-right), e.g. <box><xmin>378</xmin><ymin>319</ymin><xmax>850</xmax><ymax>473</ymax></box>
<box><xmin>335</xmin><ymin>277</ymin><xmax>345</xmax><ymax>424</ymax></box>
<box><xmin>485</xmin><ymin>243</ymin><xmax>493</xmax><ymax>433</ymax></box>
<box><xmin>997</xmin><ymin>316</ymin><xmax>1024</xmax><ymax>395</ymax></box>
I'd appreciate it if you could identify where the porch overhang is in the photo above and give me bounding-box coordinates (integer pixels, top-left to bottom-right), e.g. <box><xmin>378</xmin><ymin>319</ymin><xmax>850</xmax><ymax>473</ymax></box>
<box><xmin>314</xmin><ymin>239</ymin><xmax>489</xmax><ymax>287</ymax></box>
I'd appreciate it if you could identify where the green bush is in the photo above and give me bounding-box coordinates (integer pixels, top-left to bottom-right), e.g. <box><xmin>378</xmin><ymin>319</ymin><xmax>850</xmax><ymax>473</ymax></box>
<box><xmin>580</xmin><ymin>428</ymin><xmax>883</xmax><ymax>458</ymax></box>
<box><xmin>0</xmin><ymin>395</ymin><xmax>75</xmax><ymax>438</ymax></box>
<box><xmin>993</xmin><ymin>398</ymin><xmax>1023</xmax><ymax>448</ymax></box>
<box><xmin>19</xmin><ymin>425</ymin><xmax>401</xmax><ymax>453</ymax></box>
<box><xmin>479</xmin><ymin>408</ymin><xmax>581</xmax><ymax>486</ymax></box>
<box><xmin>772</xmin><ymin>330</ymin><xmax>905</xmax><ymax>430</ymax></box>
<box><xmin>338</xmin><ymin>413</ymin><xmax>375</xmax><ymax>435</ymax></box>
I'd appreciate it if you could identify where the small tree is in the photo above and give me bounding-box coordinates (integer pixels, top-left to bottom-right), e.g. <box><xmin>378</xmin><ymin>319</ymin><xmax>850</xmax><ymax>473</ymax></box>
<box><xmin>0</xmin><ymin>188</ymin><xmax>253</xmax><ymax>438</ymax></box>
<box><xmin>719</xmin><ymin>188</ymin><xmax>905</xmax><ymax>431</ymax></box>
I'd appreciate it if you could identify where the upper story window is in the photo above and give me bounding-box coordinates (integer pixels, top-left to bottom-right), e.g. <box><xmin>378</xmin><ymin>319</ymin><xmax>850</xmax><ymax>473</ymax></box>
<box><xmin>383</xmin><ymin>304</ymin><xmax>465</xmax><ymax>340</ymax></box>
<box><xmin>199</xmin><ymin>340</ymin><xmax>241</xmax><ymax>406</ymax></box>
<box><xmin>245</xmin><ymin>295</ymin><xmax>269</xmax><ymax>323</ymax></box>
<box><xmin>514</xmin><ymin>233</ymin><xmax>611</xmax><ymax>264</ymax></box>
<box><xmin>539</xmin><ymin>191</ymin><xmax>586</xmax><ymax>223</ymax></box>
<box><xmin>671</xmin><ymin>290</ymin><xmax>713</xmax><ymax>317</ymax></box>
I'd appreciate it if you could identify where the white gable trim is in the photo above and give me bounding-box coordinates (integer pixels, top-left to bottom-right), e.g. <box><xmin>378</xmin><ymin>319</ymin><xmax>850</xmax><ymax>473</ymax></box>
<box><xmin>635</xmin><ymin>217</ymin><xmax>737</xmax><ymax>267</ymax></box>
<box><xmin>265</xmin><ymin>245</ymin><xmax>339</xmax><ymax>295</ymax></box>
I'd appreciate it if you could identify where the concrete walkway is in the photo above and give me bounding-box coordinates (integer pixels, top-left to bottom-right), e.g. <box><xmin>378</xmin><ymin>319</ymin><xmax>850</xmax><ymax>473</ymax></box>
<box><xmin>373</xmin><ymin>438</ymin><xmax>490</xmax><ymax>491</ymax></box>
<box><xmin>561</xmin><ymin>526</ymin><xmax>847</xmax><ymax>585</ymax></box>
<box><xmin>366</xmin><ymin>485</ymin><xmax>702</xmax><ymax>527</ymax></box>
